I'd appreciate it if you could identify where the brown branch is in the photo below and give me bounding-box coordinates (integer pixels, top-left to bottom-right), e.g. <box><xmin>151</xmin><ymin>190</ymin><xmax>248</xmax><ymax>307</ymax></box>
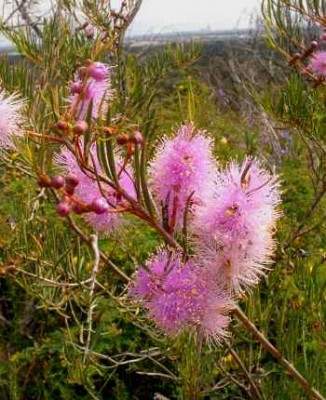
<box><xmin>72</xmin><ymin>153</ymin><xmax>181</xmax><ymax>250</ymax></box>
<box><xmin>233</xmin><ymin>305</ymin><xmax>326</xmax><ymax>400</ymax></box>
<box><xmin>50</xmin><ymin>185</ymin><xmax>130</xmax><ymax>282</ymax></box>
<box><xmin>66</xmin><ymin>212</ymin><xmax>131</xmax><ymax>283</ymax></box>
<box><xmin>14</xmin><ymin>0</ymin><xmax>42</xmax><ymax>37</ymax></box>
<box><xmin>224</xmin><ymin>340</ymin><xmax>263</xmax><ymax>400</ymax></box>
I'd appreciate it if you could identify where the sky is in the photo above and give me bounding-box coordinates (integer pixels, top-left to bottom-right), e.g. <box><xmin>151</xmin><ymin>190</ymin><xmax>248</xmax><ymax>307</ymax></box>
<box><xmin>128</xmin><ymin>0</ymin><xmax>260</xmax><ymax>35</ymax></box>
<box><xmin>0</xmin><ymin>0</ymin><xmax>261</xmax><ymax>43</ymax></box>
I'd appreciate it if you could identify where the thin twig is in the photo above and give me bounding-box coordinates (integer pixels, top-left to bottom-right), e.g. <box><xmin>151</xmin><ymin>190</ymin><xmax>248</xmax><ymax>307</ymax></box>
<box><xmin>83</xmin><ymin>233</ymin><xmax>100</xmax><ymax>363</ymax></box>
<box><xmin>136</xmin><ymin>371</ymin><xmax>176</xmax><ymax>381</ymax></box>
<box><xmin>233</xmin><ymin>305</ymin><xmax>326</xmax><ymax>400</ymax></box>
<box><xmin>12</xmin><ymin>266</ymin><xmax>92</xmax><ymax>288</ymax></box>
<box><xmin>224</xmin><ymin>340</ymin><xmax>263</xmax><ymax>400</ymax></box>
<box><xmin>50</xmin><ymin>189</ymin><xmax>130</xmax><ymax>281</ymax></box>
<box><xmin>14</xmin><ymin>0</ymin><xmax>42</xmax><ymax>37</ymax></box>
<box><xmin>217</xmin><ymin>360</ymin><xmax>249</xmax><ymax>395</ymax></box>
<box><xmin>66</xmin><ymin>212</ymin><xmax>131</xmax><ymax>282</ymax></box>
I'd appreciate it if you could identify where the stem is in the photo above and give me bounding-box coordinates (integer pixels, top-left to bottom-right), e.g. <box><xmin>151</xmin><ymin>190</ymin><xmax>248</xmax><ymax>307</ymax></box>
<box><xmin>83</xmin><ymin>233</ymin><xmax>100</xmax><ymax>363</ymax></box>
<box><xmin>224</xmin><ymin>340</ymin><xmax>263</xmax><ymax>400</ymax></box>
<box><xmin>233</xmin><ymin>305</ymin><xmax>326</xmax><ymax>400</ymax></box>
<box><xmin>66</xmin><ymin>212</ymin><xmax>130</xmax><ymax>283</ymax></box>
<box><xmin>51</xmin><ymin>188</ymin><xmax>129</xmax><ymax>282</ymax></box>
<box><xmin>11</xmin><ymin>266</ymin><xmax>92</xmax><ymax>288</ymax></box>
<box><xmin>26</xmin><ymin>130</ymin><xmax>68</xmax><ymax>145</ymax></box>
<box><xmin>70</xmin><ymin>147</ymin><xmax>180</xmax><ymax>249</ymax></box>
<box><xmin>286</xmin><ymin>185</ymin><xmax>326</xmax><ymax>248</ymax></box>
<box><xmin>178</xmin><ymin>333</ymin><xmax>204</xmax><ymax>400</ymax></box>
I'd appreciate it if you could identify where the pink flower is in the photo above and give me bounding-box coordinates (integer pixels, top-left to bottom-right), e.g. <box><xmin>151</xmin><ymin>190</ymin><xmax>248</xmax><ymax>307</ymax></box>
<box><xmin>68</xmin><ymin>63</ymin><xmax>114</xmax><ymax>120</ymax></box>
<box><xmin>88</xmin><ymin>62</ymin><xmax>109</xmax><ymax>81</ymax></box>
<box><xmin>131</xmin><ymin>249</ymin><xmax>231</xmax><ymax>342</ymax></box>
<box><xmin>130</xmin><ymin>249</ymin><xmax>170</xmax><ymax>299</ymax></box>
<box><xmin>308</xmin><ymin>51</ymin><xmax>326</xmax><ymax>77</ymax></box>
<box><xmin>149</xmin><ymin>123</ymin><xmax>216</xmax><ymax>232</ymax></box>
<box><xmin>0</xmin><ymin>89</ymin><xmax>25</xmax><ymax>149</ymax></box>
<box><xmin>55</xmin><ymin>142</ymin><xmax>136</xmax><ymax>234</ymax></box>
<box><xmin>195</xmin><ymin>158</ymin><xmax>281</xmax><ymax>294</ymax></box>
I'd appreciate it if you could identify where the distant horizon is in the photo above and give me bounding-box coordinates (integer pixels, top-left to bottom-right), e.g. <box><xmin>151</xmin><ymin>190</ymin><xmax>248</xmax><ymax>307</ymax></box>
<box><xmin>1</xmin><ymin>0</ymin><xmax>259</xmax><ymax>36</ymax></box>
<box><xmin>0</xmin><ymin>0</ymin><xmax>260</xmax><ymax>46</ymax></box>
<box><xmin>126</xmin><ymin>26</ymin><xmax>254</xmax><ymax>38</ymax></box>
<box><xmin>0</xmin><ymin>27</ymin><xmax>256</xmax><ymax>50</ymax></box>
<box><xmin>128</xmin><ymin>0</ymin><xmax>259</xmax><ymax>35</ymax></box>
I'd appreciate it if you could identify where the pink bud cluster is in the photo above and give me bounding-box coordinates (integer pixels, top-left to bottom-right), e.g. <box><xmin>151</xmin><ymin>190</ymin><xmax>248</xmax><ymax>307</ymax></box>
<box><xmin>68</xmin><ymin>61</ymin><xmax>114</xmax><ymax>121</ymax></box>
<box><xmin>292</xmin><ymin>35</ymin><xmax>326</xmax><ymax>78</ymax></box>
<box><xmin>287</xmin><ymin>36</ymin><xmax>326</xmax><ymax>83</ymax></box>
<box><xmin>38</xmin><ymin>171</ymin><xmax>113</xmax><ymax>218</ymax></box>
<box><xmin>54</xmin><ymin>142</ymin><xmax>136</xmax><ymax>234</ymax></box>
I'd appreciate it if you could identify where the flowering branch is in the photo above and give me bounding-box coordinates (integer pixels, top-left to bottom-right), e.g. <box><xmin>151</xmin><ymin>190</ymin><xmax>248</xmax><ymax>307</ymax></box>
<box><xmin>1</xmin><ymin>1</ymin><xmax>324</xmax><ymax>396</ymax></box>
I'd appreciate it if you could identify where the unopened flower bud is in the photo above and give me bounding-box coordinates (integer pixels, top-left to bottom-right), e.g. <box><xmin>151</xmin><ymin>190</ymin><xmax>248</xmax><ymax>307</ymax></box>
<box><xmin>78</xmin><ymin>66</ymin><xmax>88</xmax><ymax>79</ymax></box>
<box><xmin>78</xmin><ymin>22</ymin><xmax>89</xmax><ymax>30</ymax></box>
<box><xmin>65</xmin><ymin>174</ymin><xmax>79</xmax><ymax>187</ymax></box>
<box><xmin>56</xmin><ymin>202</ymin><xmax>70</xmax><ymax>217</ymax></box>
<box><xmin>51</xmin><ymin>175</ymin><xmax>65</xmax><ymax>189</ymax></box>
<box><xmin>65</xmin><ymin>174</ymin><xmax>80</xmax><ymax>194</ymax></box>
<box><xmin>311</xmin><ymin>40</ymin><xmax>319</xmax><ymax>49</ymax></box>
<box><xmin>130</xmin><ymin>131</ymin><xmax>143</xmax><ymax>145</ymax></box>
<box><xmin>288</xmin><ymin>52</ymin><xmax>302</xmax><ymax>66</ymax></box>
<box><xmin>91</xmin><ymin>198</ymin><xmax>109</xmax><ymax>214</ymax></box>
<box><xmin>70</xmin><ymin>82</ymin><xmax>83</xmax><ymax>94</ymax></box>
<box><xmin>84</xmin><ymin>25</ymin><xmax>95</xmax><ymax>39</ymax></box>
<box><xmin>88</xmin><ymin>62</ymin><xmax>108</xmax><ymax>81</ymax></box>
<box><xmin>56</xmin><ymin>120</ymin><xmax>68</xmax><ymax>131</ymax></box>
<box><xmin>116</xmin><ymin>133</ymin><xmax>128</xmax><ymax>145</ymax></box>
<box><xmin>73</xmin><ymin>121</ymin><xmax>88</xmax><ymax>135</ymax></box>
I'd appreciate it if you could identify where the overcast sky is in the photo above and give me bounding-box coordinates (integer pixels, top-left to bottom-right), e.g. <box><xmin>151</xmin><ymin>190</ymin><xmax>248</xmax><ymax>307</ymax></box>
<box><xmin>129</xmin><ymin>0</ymin><xmax>260</xmax><ymax>35</ymax></box>
<box><xmin>0</xmin><ymin>0</ymin><xmax>261</xmax><ymax>42</ymax></box>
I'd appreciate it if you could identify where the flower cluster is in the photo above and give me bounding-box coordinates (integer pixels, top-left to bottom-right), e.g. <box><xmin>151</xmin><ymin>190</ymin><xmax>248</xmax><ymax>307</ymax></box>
<box><xmin>55</xmin><ymin>143</ymin><xmax>136</xmax><ymax>234</ymax></box>
<box><xmin>133</xmin><ymin>128</ymin><xmax>281</xmax><ymax>342</ymax></box>
<box><xmin>131</xmin><ymin>249</ymin><xmax>231</xmax><ymax>342</ymax></box>
<box><xmin>0</xmin><ymin>89</ymin><xmax>25</xmax><ymax>149</ymax></box>
<box><xmin>149</xmin><ymin>123</ymin><xmax>216</xmax><ymax>232</ymax></box>
<box><xmin>195</xmin><ymin>158</ymin><xmax>281</xmax><ymax>294</ymax></box>
<box><xmin>308</xmin><ymin>51</ymin><xmax>326</xmax><ymax>77</ymax></box>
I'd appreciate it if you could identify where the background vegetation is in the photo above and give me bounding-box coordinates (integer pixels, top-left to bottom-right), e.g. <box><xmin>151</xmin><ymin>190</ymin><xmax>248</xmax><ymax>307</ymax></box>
<box><xmin>0</xmin><ymin>0</ymin><xmax>325</xmax><ymax>399</ymax></box>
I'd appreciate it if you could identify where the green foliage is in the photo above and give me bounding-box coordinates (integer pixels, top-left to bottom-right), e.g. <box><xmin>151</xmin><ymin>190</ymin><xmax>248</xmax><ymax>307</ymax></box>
<box><xmin>0</xmin><ymin>0</ymin><xmax>325</xmax><ymax>399</ymax></box>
